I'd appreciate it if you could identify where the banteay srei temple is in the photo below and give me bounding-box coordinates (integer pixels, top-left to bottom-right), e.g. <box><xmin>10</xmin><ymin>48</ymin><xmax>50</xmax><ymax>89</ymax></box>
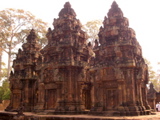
<box><xmin>5</xmin><ymin>1</ymin><xmax>152</xmax><ymax>116</ymax></box>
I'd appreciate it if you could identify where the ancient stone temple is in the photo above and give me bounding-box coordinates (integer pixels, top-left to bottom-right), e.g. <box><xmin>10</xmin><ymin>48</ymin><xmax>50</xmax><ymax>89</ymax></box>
<box><xmin>88</xmin><ymin>1</ymin><xmax>151</xmax><ymax>115</ymax></box>
<box><xmin>6</xmin><ymin>29</ymin><xmax>42</xmax><ymax>112</ymax></box>
<box><xmin>34</xmin><ymin>2</ymin><xmax>93</xmax><ymax>113</ymax></box>
<box><xmin>6</xmin><ymin>1</ymin><xmax>151</xmax><ymax>116</ymax></box>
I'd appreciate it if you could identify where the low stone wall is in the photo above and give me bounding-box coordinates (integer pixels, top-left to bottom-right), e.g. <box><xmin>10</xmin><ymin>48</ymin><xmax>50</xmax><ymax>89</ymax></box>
<box><xmin>0</xmin><ymin>100</ymin><xmax>10</xmax><ymax>110</ymax></box>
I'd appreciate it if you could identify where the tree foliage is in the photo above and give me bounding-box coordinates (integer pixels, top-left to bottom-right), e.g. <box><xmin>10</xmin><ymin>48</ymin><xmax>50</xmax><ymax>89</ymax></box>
<box><xmin>0</xmin><ymin>80</ymin><xmax>10</xmax><ymax>102</ymax></box>
<box><xmin>0</xmin><ymin>62</ymin><xmax>9</xmax><ymax>101</ymax></box>
<box><xmin>0</xmin><ymin>8</ymin><xmax>49</xmax><ymax>79</ymax></box>
<box><xmin>0</xmin><ymin>62</ymin><xmax>7</xmax><ymax>80</ymax></box>
<box><xmin>82</xmin><ymin>20</ymin><xmax>102</xmax><ymax>46</ymax></box>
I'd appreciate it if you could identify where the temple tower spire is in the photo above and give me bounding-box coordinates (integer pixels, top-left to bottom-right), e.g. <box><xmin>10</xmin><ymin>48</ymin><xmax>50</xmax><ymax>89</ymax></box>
<box><xmin>6</xmin><ymin>29</ymin><xmax>42</xmax><ymax>112</ymax></box>
<box><xmin>38</xmin><ymin>2</ymin><xmax>93</xmax><ymax>113</ymax></box>
<box><xmin>89</xmin><ymin>1</ymin><xmax>151</xmax><ymax>116</ymax></box>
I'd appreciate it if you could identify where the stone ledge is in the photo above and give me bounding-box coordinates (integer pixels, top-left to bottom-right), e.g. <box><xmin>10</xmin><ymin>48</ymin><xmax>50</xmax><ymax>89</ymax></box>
<box><xmin>0</xmin><ymin>111</ymin><xmax>160</xmax><ymax>120</ymax></box>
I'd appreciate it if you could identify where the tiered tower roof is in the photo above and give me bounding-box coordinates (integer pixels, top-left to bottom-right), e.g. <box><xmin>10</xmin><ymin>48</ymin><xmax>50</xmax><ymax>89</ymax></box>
<box><xmin>42</xmin><ymin>2</ymin><xmax>93</xmax><ymax>67</ymax></box>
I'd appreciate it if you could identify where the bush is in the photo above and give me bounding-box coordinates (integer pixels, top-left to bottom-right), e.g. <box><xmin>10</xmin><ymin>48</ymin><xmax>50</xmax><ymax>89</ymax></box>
<box><xmin>0</xmin><ymin>80</ymin><xmax>11</xmax><ymax>101</ymax></box>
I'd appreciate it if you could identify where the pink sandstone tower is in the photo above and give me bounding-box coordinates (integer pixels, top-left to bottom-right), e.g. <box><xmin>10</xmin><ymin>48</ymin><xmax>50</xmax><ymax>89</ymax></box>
<box><xmin>6</xmin><ymin>1</ymin><xmax>151</xmax><ymax>116</ymax></box>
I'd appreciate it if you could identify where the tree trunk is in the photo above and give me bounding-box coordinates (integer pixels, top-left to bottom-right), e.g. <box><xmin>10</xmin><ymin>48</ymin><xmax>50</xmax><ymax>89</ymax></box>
<box><xmin>7</xmin><ymin>49</ymin><xmax>11</xmax><ymax>80</ymax></box>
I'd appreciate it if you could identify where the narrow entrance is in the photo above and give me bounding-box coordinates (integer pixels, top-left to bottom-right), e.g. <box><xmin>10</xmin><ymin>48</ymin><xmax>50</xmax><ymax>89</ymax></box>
<box><xmin>82</xmin><ymin>90</ymin><xmax>91</xmax><ymax>110</ymax></box>
<box><xmin>105</xmin><ymin>89</ymin><xmax>118</xmax><ymax>110</ymax></box>
<box><xmin>46</xmin><ymin>89</ymin><xmax>57</xmax><ymax>109</ymax></box>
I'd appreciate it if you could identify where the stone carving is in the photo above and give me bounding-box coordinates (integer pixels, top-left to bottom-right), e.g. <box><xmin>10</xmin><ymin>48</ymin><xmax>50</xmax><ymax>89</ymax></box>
<box><xmin>6</xmin><ymin>29</ymin><xmax>42</xmax><ymax>112</ymax></box>
<box><xmin>89</xmin><ymin>1</ymin><xmax>151</xmax><ymax>116</ymax></box>
<box><xmin>6</xmin><ymin>1</ymin><xmax>151</xmax><ymax>116</ymax></box>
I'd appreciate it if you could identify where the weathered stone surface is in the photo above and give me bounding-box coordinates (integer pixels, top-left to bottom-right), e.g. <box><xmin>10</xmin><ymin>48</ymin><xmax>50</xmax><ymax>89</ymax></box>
<box><xmin>89</xmin><ymin>1</ymin><xmax>151</xmax><ymax>116</ymax></box>
<box><xmin>5</xmin><ymin>1</ymin><xmax>151</xmax><ymax>117</ymax></box>
<box><xmin>147</xmin><ymin>83</ymin><xmax>157</xmax><ymax>111</ymax></box>
<box><xmin>6</xmin><ymin>29</ymin><xmax>42</xmax><ymax>112</ymax></box>
<box><xmin>36</xmin><ymin>2</ymin><xmax>93</xmax><ymax>113</ymax></box>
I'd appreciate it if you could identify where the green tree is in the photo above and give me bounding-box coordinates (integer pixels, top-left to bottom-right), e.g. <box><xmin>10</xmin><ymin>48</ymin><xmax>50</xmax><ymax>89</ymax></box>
<box><xmin>82</xmin><ymin>20</ymin><xmax>102</xmax><ymax>46</ymax></box>
<box><xmin>2</xmin><ymin>80</ymin><xmax>10</xmax><ymax>100</ymax></box>
<box><xmin>0</xmin><ymin>8</ymin><xmax>49</xmax><ymax>80</ymax></box>
<box><xmin>0</xmin><ymin>87</ymin><xmax>4</xmax><ymax>102</ymax></box>
<box><xmin>0</xmin><ymin>80</ymin><xmax>10</xmax><ymax>102</ymax></box>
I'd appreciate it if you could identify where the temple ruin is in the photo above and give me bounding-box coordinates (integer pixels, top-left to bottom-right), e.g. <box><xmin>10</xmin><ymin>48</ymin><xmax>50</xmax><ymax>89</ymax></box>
<box><xmin>6</xmin><ymin>1</ymin><xmax>151</xmax><ymax>116</ymax></box>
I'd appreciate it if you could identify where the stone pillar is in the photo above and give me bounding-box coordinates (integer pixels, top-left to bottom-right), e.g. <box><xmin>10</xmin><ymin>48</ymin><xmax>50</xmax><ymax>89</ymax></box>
<box><xmin>128</xmin><ymin>69</ymin><xmax>136</xmax><ymax>105</ymax></box>
<box><xmin>68</xmin><ymin>67</ymin><xmax>73</xmax><ymax>103</ymax></box>
<box><xmin>136</xmin><ymin>80</ymin><xmax>146</xmax><ymax>115</ymax></box>
<box><xmin>91</xmin><ymin>82</ymin><xmax>95</xmax><ymax>109</ymax></box>
<box><xmin>34</xmin><ymin>83</ymin><xmax>45</xmax><ymax>111</ymax></box>
<box><xmin>117</xmin><ymin>80</ymin><xmax>124</xmax><ymax>106</ymax></box>
<box><xmin>22</xmin><ymin>80</ymin><xmax>29</xmax><ymax>111</ymax></box>
<box><xmin>24</xmin><ymin>80</ymin><xmax>29</xmax><ymax>104</ymax></box>
<box><xmin>142</xmin><ymin>83</ymin><xmax>151</xmax><ymax>111</ymax></box>
<box><xmin>126</xmin><ymin>69</ymin><xmax>140</xmax><ymax>115</ymax></box>
<box><xmin>117</xmin><ymin>80</ymin><xmax>126</xmax><ymax>115</ymax></box>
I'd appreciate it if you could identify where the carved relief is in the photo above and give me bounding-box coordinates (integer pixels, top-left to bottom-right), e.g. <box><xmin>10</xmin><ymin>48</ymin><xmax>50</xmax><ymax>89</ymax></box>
<box><xmin>7</xmin><ymin>1</ymin><xmax>150</xmax><ymax>116</ymax></box>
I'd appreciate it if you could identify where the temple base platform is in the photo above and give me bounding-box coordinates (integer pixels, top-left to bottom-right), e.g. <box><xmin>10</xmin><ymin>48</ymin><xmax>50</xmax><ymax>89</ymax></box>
<box><xmin>0</xmin><ymin>110</ymin><xmax>159</xmax><ymax>120</ymax></box>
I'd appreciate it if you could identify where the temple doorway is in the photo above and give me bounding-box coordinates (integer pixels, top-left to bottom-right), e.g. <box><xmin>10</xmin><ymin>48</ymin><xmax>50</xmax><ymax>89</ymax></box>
<box><xmin>46</xmin><ymin>89</ymin><xmax>57</xmax><ymax>109</ymax></box>
<box><xmin>105</xmin><ymin>89</ymin><xmax>118</xmax><ymax>110</ymax></box>
<box><xmin>82</xmin><ymin>89</ymin><xmax>91</xmax><ymax>110</ymax></box>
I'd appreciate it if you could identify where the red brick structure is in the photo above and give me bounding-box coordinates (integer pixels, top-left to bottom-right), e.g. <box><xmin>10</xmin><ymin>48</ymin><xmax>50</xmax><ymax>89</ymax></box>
<box><xmin>6</xmin><ymin>1</ymin><xmax>151</xmax><ymax>116</ymax></box>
